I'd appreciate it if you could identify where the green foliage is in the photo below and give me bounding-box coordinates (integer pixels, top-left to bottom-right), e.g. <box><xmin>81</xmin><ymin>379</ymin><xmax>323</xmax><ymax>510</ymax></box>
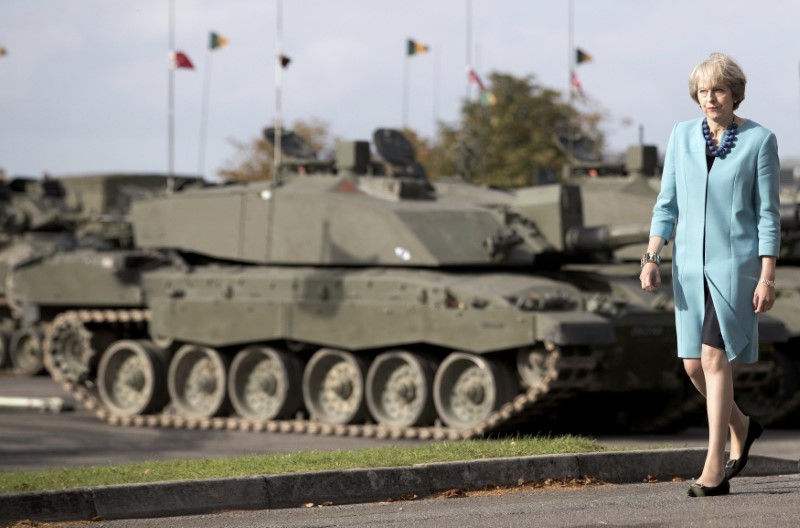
<box><xmin>0</xmin><ymin>435</ymin><xmax>613</xmax><ymax>493</ymax></box>
<box><xmin>434</xmin><ymin>72</ymin><xmax>606</xmax><ymax>188</ymax></box>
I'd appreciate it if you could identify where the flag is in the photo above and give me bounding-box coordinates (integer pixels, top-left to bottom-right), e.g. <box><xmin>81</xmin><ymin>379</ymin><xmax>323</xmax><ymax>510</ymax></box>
<box><xmin>0</xmin><ymin>46</ymin><xmax>7</xmax><ymax>57</ymax></box>
<box><xmin>467</xmin><ymin>66</ymin><xmax>485</xmax><ymax>92</ymax></box>
<box><xmin>407</xmin><ymin>39</ymin><xmax>430</xmax><ymax>56</ymax></box>
<box><xmin>170</xmin><ymin>50</ymin><xmax>194</xmax><ymax>70</ymax></box>
<box><xmin>480</xmin><ymin>91</ymin><xmax>497</xmax><ymax>107</ymax></box>
<box><xmin>209</xmin><ymin>32</ymin><xmax>229</xmax><ymax>50</ymax></box>
<box><xmin>279</xmin><ymin>54</ymin><xmax>291</xmax><ymax>68</ymax></box>
<box><xmin>576</xmin><ymin>48</ymin><xmax>592</xmax><ymax>65</ymax></box>
<box><xmin>571</xmin><ymin>71</ymin><xmax>585</xmax><ymax>98</ymax></box>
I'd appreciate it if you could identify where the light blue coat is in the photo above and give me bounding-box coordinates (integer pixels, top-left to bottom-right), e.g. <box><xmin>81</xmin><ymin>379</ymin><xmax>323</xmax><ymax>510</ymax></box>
<box><xmin>650</xmin><ymin>118</ymin><xmax>781</xmax><ymax>363</ymax></box>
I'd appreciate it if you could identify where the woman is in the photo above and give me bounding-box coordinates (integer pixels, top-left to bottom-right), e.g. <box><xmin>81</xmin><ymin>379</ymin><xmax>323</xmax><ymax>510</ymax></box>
<box><xmin>640</xmin><ymin>52</ymin><xmax>780</xmax><ymax>497</ymax></box>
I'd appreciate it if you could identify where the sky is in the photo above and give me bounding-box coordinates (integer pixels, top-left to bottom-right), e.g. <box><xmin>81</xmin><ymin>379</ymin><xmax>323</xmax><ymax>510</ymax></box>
<box><xmin>3</xmin><ymin>0</ymin><xmax>800</xmax><ymax>181</ymax></box>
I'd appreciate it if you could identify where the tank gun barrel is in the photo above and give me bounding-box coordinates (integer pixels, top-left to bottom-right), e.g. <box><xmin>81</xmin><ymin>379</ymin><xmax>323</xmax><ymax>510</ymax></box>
<box><xmin>564</xmin><ymin>224</ymin><xmax>651</xmax><ymax>254</ymax></box>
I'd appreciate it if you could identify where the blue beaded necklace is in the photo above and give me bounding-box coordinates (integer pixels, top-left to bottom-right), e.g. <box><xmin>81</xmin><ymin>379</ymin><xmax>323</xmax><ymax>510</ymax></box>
<box><xmin>702</xmin><ymin>117</ymin><xmax>738</xmax><ymax>158</ymax></box>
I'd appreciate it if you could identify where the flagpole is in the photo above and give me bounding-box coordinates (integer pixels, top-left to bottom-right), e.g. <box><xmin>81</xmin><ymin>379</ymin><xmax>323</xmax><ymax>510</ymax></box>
<box><xmin>463</xmin><ymin>0</ymin><xmax>472</xmax><ymax>181</ymax></box>
<box><xmin>567</xmin><ymin>0</ymin><xmax>574</xmax><ymax>181</ymax></box>
<box><xmin>273</xmin><ymin>0</ymin><xmax>284</xmax><ymax>185</ymax></box>
<box><xmin>168</xmin><ymin>0</ymin><xmax>175</xmax><ymax>193</ymax></box>
<box><xmin>402</xmin><ymin>53</ymin><xmax>409</xmax><ymax>128</ymax></box>
<box><xmin>433</xmin><ymin>45</ymin><xmax>439</xmax><ymax>132</ymax></box>
<box><xmin>197</xmin><ymin>40</ymin><xmax>212</xmax><ymax>176</ymax></box>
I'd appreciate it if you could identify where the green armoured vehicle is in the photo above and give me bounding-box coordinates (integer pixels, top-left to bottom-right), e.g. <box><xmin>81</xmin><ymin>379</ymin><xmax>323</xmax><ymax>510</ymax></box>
<box><xmin>5</xmin><ymin>132</ymin><xmax>690</xmax><ymax>439</ymax></box>
<box><xmin>0</xmin><ymin>174</ymin><xmax>198</xmax><ymax>376</ymax></box>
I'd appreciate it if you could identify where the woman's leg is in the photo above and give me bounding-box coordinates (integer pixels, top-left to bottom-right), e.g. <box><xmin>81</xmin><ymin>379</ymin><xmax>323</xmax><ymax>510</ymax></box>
<box><xmin>696</xmin><ymin>344</ymin><xmax>734</xmax><ymax>485</ymax></box>
<box><xmin>683</xmin><ymin>358</ymin><xmax>750</xmax><ymax>460</ymax></box>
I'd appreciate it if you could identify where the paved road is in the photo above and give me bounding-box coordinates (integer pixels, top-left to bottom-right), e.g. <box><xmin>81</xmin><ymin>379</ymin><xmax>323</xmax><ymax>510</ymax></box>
<box><xmin>33</xmin><ymin>474</ymin><xmax>800</xmax><ymax>528</ymax></box>
<box><xmin>2</xmin><ymin>375</ymin><xmax>799</xmax><ymax>472</ymax></box>
<box><xmin>0</xmin><ymin>375</ymin><xmax>422</xmax><ymax>472</ymax></box>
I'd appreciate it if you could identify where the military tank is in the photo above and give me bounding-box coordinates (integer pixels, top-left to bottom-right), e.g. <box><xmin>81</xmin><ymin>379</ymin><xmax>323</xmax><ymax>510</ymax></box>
<box><xmin>6</xmin><ymin>131</ymin><xmax>690</xmax><ymax>440</ymax></box>
<box><xmin>1</xmin><ymin>176</ymin><xmax>76</xmax><ymax>376</ymax></box>
<box><xmin>0</xmin><ymin>173</ymin><xmax>199</xmax><ymax>376</ymax></box>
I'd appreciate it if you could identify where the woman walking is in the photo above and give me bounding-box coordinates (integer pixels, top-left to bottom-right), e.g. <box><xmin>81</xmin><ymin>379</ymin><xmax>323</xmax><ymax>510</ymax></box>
<box><xmin>640</xmin><ymin>52</ymin><xmax>781</xmax><ymax>497</ymax></box>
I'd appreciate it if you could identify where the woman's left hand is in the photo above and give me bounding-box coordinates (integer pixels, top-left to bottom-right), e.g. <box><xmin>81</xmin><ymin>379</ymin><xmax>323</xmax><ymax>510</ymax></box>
<box><xmin>753</xmin><ymin>282</ymin><xmax>775</xmax><ymax>313</ymax></box>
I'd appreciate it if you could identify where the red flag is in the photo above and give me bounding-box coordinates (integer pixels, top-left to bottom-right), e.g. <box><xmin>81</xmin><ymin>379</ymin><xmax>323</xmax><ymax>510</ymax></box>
<box><xmin>571</xmin><ymin>71</ymin><xmax>585</xmax><ymax>98</ymax></box>
<box><xmin>279</xmin><ymin>54</ymin><xmax>291</xmax><ymax>68</ymax></box>
<box><xmin>170</xmin><ymin>50</ymin><xmax>194</xmax><ymax>70</ymax></box>
<box><xmin>467</xmin><ymin>66</ymin><xmax>485</xmax><ymax>92</ymax></box>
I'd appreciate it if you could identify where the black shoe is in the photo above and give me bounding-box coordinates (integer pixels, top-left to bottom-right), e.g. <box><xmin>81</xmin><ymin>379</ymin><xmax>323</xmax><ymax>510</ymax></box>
<box><xmin>725</xmin><ymin>417</ymin><xmax>764</xmax><ymax>479</ymax></box>
<box><xmin>687</xmin><ymin>477</ymin><xmax>730</xmax><ymax>497</ymax></box>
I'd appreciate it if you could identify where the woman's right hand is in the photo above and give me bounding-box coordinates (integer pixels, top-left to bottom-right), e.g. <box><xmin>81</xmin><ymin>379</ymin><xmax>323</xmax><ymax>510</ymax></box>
<box><xmin>640</xmin><ymin>263</ymin><xmax>661</xmax><ymax>292</ymax></box>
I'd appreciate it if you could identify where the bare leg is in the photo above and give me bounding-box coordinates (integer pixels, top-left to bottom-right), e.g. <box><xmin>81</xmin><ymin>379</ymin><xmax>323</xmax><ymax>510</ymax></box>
<box><xmin>694</xmin><ymin>345</ymin><xmax>734</xmax><ymax>485</ymax></box>
<box><xmin>683</xmin><ymin>358</ymin><xmax>750</xmax><ymax>460</ymax></box>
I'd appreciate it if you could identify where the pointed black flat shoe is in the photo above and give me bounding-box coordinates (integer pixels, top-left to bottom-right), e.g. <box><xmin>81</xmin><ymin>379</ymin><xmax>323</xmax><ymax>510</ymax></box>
<box><xmin>687</xmin><ymin>477</ymin><xmax>730</xmax><ymax>497</ymax></box>
<box><xmin>725</xmin><ymin>417</ymin><xmax>764</xmax><ymax>479</ymax></box>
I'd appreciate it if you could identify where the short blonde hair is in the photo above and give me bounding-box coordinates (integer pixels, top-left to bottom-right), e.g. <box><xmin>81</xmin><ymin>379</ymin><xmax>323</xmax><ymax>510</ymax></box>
<box><xmin>689</xmin><ymin>52</ymin><xmax>747</xmax><ymax>110</ymax></box>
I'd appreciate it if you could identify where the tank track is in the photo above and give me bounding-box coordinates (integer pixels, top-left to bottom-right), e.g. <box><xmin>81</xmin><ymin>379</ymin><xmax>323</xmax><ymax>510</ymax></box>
<box><xmin>43</xmin><ymin>309</ymin><xmax>599</xmax><ymax>440</ymax></box>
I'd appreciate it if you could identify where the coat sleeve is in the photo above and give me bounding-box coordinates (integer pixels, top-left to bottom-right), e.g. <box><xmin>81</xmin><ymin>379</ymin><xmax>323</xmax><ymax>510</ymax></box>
<box><xmin>755</xmin><ymin>132</ymin><xmax>781</xmax><ymax>257</ymax></box>
<box><xmin>650</xmin><ymin>123</ymin><xmax>679</xmax><ymax>242</ymax></box>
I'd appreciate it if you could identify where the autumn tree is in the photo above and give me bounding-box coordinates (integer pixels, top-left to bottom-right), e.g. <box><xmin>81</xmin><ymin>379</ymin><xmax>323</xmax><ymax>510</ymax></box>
<box><xmin>433</xmin><ymin>72</ymin><xmax>606</xmax><ymax>188</ymax></box>
<box><xmin>218</xmin><ymin>118</ymin><xmax>335</xmax><ymax>182</ymax></box>
<box><xmin>394</xmin><ymin>127</ymin><xmax>458</xmax><ymax>179</ymax></box>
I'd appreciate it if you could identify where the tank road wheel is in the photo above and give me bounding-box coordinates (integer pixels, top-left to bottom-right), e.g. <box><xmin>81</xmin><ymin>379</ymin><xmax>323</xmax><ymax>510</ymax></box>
<box><xmin>433</xmin><ymin>352</ymin><xmax>518</xmax><ymax>430</ymax></box>
<box><xmin>9</xmin><ymin>328</ymin><xmax>45</xmax><ymax>376</ymax></box>
<box><xmin>167</xmin><ymin>345</ymin><xmax>230</xmax><ymax>418</ymax></box>
<box><xmin>366</xmin><ymin>351</ymin><xmax>437</xmax><ymax>427</ymax></box>
<box><xmin>302</xmin><ymin>348</ymin><xmax>368</xmax><ymax>425</ymax></box>
<box><xmin>44</xmin><ymin>313</ymin><xmax>115</xmax><ymax>383</ymax></box>
<box><xmin>97</xmin><ymin>340</ymin><xmax>169</xmax><ymax>417</ymax></box>
<box><xmin>228</xmin><ymin>346</ymin><xmax>304</xmax><ymax>420</ymax></box>
<box><xmin>516</xmin><ymin>344</ymin><xmax>558</xmax><ymax>390</ymax></box>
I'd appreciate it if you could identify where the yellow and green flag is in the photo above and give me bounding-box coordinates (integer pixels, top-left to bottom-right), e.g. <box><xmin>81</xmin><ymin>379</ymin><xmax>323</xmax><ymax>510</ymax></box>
<box><xmin>407</xmin><ymin>39</ymin><xmax>430</xmax><ymax>56</ymax></box>
<box><xmin>210</xmin><ymin>32</ymin><xmax>229</xmax><ymax>50</ymax></box>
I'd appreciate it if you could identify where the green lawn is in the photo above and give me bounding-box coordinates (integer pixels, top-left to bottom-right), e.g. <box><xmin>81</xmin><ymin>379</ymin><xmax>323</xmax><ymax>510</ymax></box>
<box><xmin>0</xmin><ymin>435</ymin><xmax>609</xmax><ymax>494</ymax></box>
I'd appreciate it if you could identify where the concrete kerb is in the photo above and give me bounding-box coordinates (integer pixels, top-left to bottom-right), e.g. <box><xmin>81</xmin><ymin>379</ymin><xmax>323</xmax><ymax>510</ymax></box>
<box><xmin>1</xmin><ymin>448</ymin><xmax>797</xmax><ymax>525</ymax></box>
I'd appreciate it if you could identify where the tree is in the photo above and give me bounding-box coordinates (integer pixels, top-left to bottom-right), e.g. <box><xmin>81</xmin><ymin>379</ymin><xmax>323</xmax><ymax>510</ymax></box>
<box><xmin>435</xmin><ymin>72</ymin><xmax>606</xmax><ymax>188</ymax></box>
<box><xmin>218</xmin><ymin>118</ymin><xmax>335</xmax><ymax>182</ymax></box>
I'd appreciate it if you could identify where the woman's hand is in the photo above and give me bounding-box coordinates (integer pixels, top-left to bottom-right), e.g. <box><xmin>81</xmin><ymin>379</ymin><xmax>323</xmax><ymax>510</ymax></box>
<box><xmin>640</xmin><ymin>263</ymin><xmax>661</xmax><ymax>292</ymax></box>
<box><xmin>753</xmin><ymin>282</ymin><xmax>775</xmax><ymax>313</ymax></box>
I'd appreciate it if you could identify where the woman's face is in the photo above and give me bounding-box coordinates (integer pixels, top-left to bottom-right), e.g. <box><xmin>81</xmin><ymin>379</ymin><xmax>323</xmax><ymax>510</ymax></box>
<box><xmin>697</xmin><ymin>81</ymin><xmax>735</xmax><ymax>122</ymax></box>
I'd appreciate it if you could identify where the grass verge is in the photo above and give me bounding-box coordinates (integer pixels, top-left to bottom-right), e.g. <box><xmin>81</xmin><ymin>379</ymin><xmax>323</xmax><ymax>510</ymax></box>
<box><xmin>0</xmin><ymin>435</ymin><xmax>607</xmax><ymax>494</ymax></box>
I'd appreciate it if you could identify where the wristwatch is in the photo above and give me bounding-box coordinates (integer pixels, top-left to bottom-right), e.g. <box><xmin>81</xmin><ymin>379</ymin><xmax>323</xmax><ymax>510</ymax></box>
<box><xmin>641</xmin><ymin>252</ymin><xmax>661</xmax><ymax>268</ymax></box>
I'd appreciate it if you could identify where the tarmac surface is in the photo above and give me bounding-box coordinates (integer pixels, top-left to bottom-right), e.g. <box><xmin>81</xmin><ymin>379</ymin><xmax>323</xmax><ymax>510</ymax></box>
<box><xmin>23</xmin><ymin>474</ymin><xmax>800</xmax><ymax>528</ymax></box>
<box><xmin>0</xmin><ymin>379</ymin><xmax>800</xmax><ymax>526</ymax></box>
